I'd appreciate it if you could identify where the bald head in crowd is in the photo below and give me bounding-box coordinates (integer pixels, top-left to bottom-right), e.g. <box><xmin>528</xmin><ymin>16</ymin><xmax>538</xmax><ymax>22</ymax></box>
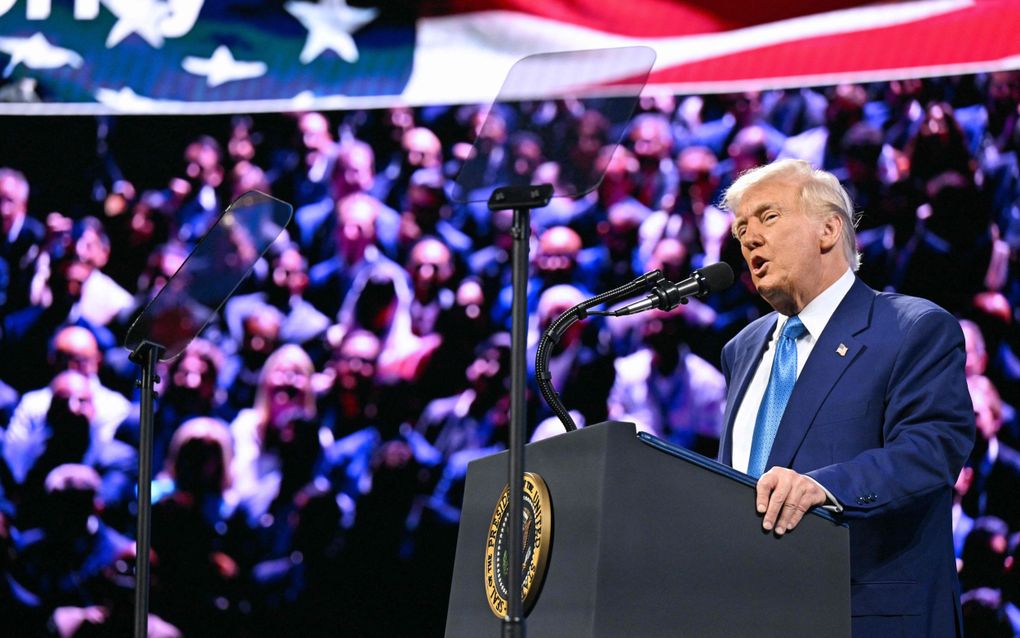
<box><xmin>52</xmin><ymin>326</ymin><xmax>101</xmax><ymax>377</ymax></box>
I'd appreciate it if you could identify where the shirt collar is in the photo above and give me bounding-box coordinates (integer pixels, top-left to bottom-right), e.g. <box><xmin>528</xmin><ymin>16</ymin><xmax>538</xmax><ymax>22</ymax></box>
<box><xmin>777</xmin><ymin>268</ymin><xmax>856</xmax><ymax>340</ymax></box>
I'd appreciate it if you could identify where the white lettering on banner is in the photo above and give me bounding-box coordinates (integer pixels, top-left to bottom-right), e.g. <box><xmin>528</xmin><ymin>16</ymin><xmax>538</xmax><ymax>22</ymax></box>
<box><xmin>0</xmin><ymin>0</ymin><xmax>204</xmax><ymax>42</ymax></box>
<box><xmin>2</xmin><ymin>0</ymin><xmax>102</xmax><ymax>20</ymax></box>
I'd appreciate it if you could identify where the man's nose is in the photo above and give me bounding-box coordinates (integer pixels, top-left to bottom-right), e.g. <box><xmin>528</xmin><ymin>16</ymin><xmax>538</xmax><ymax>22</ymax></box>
<box><xmin>740</xmin><ymin>222</ymin><xmax>764</xmax><ymax>249</ymax></box>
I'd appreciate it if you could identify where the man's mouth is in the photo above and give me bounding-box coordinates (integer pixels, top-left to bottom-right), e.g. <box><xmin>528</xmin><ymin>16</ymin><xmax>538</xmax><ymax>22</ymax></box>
<box><xmin>751</xmin><ymin>256</ymin><xmax>769</xmax><ymax>276</ymax></box>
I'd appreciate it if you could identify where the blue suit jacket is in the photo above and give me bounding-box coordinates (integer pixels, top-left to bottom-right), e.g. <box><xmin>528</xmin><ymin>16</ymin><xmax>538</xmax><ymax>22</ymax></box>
<box><xmin>718</xmin><ymin>278</ymin><xmax>974</xmax><ymax>637</ymax></box>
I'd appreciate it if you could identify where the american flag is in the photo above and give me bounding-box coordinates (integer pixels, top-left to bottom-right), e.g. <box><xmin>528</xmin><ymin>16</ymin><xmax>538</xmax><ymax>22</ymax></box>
<box><xmin>0</xmin><ymin>0</ymin><xmax>1018</xmax><ymax>114</ymax></box>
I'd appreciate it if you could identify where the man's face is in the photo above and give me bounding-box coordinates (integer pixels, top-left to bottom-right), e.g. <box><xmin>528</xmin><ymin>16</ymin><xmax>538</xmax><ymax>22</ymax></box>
<box><xmin>54</xmin><ymin>328</ymin><xmax>101</xmax><ymax>376</ymax></box>
<box><xmin>299</xmin><ymin>113</ymin><xmax>332</xmax><ymax>154</ymax></box>
<box><xmin>733</xmin><ymin>180</ymin><xmax>826</xmax><ymax>314</ymax></box>
<box><xmin>337</xmin><ymin>199</ymin><xmax>377</xmax><ymax>261</ymax></box>
<box><xmin>52</xmin><ymin>372</ymin><xmax>95</xmax><ymax>423</ymax></box>
<box><xmin>243</xmin><ymin>316</ymin><xmax>280</xmax><ymax>359</ymax></box>
<box><xmin>971</xmin><ymin>386</ymin><xmax>1003</xmax><ymax>441</ymax></box>
<box><xmin>76</xmin><ymin>228</ymin><xmax>109</xmax><ymax>269</ymax></box>
<box><xmin>184</xmin><ymin>142</ymin><xmax>222</xmax><ymax>187</ymax></box>
<box><xmin>172</xmin><ymin>351</ymin><xmax>218</xmax><ymax>404</ymax></box>
<box><xmin>0</xmin><ymin>174</ymin><xmax>27</xmax><ymax>236</ymax></box>
<box><xmin>337</xmin><ymin>145</ymin><xmax>375</xmax><ymax>194</ymax></box>
<box><xmin>334</xmin><ymin>334</ymin><xmax>380</xmax><ymax>390</ymax></box>
<box><xmin>409</xmin><ymin>239</ymin><xmax>451</xmax><ymax>296</ymax></box>
<box><xmin>272</xmin><ymin>249</ymin><xmax>308</xmax><ymax>297</ymax></box>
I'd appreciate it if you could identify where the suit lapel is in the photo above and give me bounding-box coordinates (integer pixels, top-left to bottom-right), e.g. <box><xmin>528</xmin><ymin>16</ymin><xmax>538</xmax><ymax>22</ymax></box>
<box><xmin>766</xmin><ymin>278</ymin><xmax>875</xmax><ymax>470</ymax></box>
<box><xmin>720</xmin><ymin>316</ymin><xmax>777</xmax><ymax>465</ymax></box>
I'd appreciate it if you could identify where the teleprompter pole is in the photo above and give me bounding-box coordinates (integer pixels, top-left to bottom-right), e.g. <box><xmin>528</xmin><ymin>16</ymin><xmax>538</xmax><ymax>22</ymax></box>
<box><xmin>129</xmin><ymin>341</ymin><xmax>163</xmax><ymax>638</ymax></box>
<box><xmin>488</xmin><ymin>184</ymin><xmax>553</xmax><ymax>638</ymax></box>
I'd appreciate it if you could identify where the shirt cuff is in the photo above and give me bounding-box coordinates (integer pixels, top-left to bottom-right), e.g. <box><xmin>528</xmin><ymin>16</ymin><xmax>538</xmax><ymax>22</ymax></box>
<box><xmin>804</xmin><ymin>475</ymin><xmax>843</xmax><ymax>513</ymax></box>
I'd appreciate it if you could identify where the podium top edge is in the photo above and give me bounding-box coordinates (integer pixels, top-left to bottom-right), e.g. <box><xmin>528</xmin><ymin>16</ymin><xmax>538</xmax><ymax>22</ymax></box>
<box><xmin>637</xmin><ymin>432</ymin><xmax>845</xmax><ymax>526</ymax></box>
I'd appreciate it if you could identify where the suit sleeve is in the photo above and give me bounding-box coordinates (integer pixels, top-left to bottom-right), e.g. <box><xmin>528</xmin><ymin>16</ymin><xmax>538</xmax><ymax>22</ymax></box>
<box><xmin>805</xmin><ymin>309</ymin><xmax>975</xmax><ymax>518</ymax></box>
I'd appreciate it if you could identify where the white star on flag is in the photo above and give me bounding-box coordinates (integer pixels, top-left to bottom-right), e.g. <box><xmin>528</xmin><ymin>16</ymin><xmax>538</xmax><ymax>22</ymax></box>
<box><xmin>0</xmin><ymin>33</ymin><xmax>84</xmax><ymax>78</ymax></box>
<box><xmin>285</xmin><ymin>0</ymin><xmax>378</xmax><ymax>64</ymax></box>
<box><xmin>101</xmin><ymin>0</ymin><xmax>172</xmax><ymax>48</ymax></box>
<box><xmin>182</xmin><ymin>45</ymin><xmax>268</xmax><ymax>87</ymax></box>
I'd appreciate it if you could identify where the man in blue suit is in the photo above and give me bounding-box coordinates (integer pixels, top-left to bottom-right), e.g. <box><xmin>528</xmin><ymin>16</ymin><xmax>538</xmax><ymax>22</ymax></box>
<box><xmin>717</xmin><ymin>159</ymin><xmax>974</xmax><ymax>636</ymax></box>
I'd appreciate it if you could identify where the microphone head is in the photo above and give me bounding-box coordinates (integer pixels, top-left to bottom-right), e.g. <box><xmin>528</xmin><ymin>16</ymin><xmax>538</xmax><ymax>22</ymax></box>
<box><xmin>699</xmin><ymin>262</ymin><xmax>735</xmax><ymax>293</ymax></box>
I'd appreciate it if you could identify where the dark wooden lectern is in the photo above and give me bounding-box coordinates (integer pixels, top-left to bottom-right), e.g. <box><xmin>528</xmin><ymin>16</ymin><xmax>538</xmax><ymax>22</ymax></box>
<box><xmin>445</xmin><ymin>421</ymin><xmax>851</xmax><ymax>637</ymax></box>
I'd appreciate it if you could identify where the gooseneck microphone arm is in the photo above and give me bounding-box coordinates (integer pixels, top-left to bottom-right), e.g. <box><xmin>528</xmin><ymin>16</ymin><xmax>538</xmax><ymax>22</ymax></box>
<box><xmin>593</xmin><ymin>261</ymin><xmax>736</xmax><ymax>317</ymax></box>
<box><xmin>537</xmin><ymin>262</ymin><xmax>735</xmax><ymax>433</ymax></box>
<box><xmin>535</xmin><ymin>270</ymin><xmax>665</xmax><ymax>433</ymax></box>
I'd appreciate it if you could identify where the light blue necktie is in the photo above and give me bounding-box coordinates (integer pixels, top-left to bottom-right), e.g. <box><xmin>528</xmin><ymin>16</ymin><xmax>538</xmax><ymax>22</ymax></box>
<box><xmin>747</xmin><ymin>316</ymin><xmax>807</xmax><ymax>478</ymax></box>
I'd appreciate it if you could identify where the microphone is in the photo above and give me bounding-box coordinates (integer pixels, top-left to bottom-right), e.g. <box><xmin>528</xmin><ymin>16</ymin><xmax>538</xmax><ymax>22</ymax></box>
<box><xmin>610</xmin><ymin>262</ymin><xmax>734</xmax><ymax>316</ymax></box>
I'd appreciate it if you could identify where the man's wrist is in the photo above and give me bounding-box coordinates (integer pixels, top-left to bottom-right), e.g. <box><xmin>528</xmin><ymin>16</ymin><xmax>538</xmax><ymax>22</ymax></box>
<box><xmin>804</xmin><ymin>475</ymin><xmax>843</xmax><ymax>513</ymax></box>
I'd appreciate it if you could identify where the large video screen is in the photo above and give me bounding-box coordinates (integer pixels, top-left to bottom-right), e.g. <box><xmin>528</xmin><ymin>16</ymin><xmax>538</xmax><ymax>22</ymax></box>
<box><xmin>1</xmin><ymin>73</ymin><xmax>1019</xmax><ymax>636</ymax></box>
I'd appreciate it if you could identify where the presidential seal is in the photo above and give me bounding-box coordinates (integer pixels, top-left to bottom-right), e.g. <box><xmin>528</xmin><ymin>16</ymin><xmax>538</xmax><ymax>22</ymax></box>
<box><xmin>484</xmin><ymin>472</ymin><xmax>552</xmax><ymax>619</ymax></box>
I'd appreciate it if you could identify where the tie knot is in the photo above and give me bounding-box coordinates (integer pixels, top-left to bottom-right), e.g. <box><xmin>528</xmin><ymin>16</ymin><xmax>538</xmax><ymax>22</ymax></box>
<box><xmin>781</xmin><ymin>316</ymin><xmax>807</xmax><ymax>341</ymax></box>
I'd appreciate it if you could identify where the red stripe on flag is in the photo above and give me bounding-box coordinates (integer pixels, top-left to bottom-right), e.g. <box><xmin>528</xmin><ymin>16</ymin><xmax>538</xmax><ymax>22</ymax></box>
<box><xmin>644</xmin><ymin>2</ymin><xmax>1020</xmax><ymax>85</ymax></box>
<box><xmin>419</xmin><ymin>0</ymin><xmax>871</xmax><ymax>38</ymax></box>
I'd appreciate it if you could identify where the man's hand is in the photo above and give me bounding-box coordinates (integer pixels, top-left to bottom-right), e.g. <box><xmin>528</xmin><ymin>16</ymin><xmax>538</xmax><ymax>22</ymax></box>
<box><xmin>755</xmin><ymin>467</ymin><xmax>826</xmax><ymax>536</ymax></box>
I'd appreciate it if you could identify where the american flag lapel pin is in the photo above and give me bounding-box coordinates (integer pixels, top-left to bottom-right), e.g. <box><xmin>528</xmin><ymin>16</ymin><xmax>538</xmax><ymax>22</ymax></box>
<box><xmin>836</xmin><ymin>343</ymin><xmax>848</xmax><ymax>357</ymax></box>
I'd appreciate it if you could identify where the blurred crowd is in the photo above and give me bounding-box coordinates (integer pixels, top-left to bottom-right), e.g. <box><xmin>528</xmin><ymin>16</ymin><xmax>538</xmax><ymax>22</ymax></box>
<box><xmin>1</xmin><ymin>73</ymin><xmax>1020</xmax><ymax>636</ymax></box>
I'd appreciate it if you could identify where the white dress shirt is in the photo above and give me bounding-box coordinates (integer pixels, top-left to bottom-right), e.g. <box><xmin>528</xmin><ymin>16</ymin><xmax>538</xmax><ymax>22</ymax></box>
<box><xmin>731</xmin><ymin>268</ymin><xmax>856</xmax><ymax>476</ymax></box>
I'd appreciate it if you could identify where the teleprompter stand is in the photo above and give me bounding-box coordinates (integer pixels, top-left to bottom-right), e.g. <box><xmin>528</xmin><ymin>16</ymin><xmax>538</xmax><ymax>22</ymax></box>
<box><xmin>450</xmin><ymin>47</ymin><xmax>656</xmax><ymax>636</ymax></box>
<box><xmin>123</xmin><ymin>192</ymin><xmax>292</xmax><ymax>638</ymax></box>
<box><xmin>487</xmin><ymin>183</ymin><xmax>553</xmax><ymax>636</ymax></box>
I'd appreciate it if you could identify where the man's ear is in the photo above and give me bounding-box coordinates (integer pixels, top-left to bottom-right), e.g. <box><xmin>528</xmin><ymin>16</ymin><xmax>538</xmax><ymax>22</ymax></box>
<box><xmin>819</xmin><ymin>214</ymin><xmax>843</xmax><ymax>253</ymax></box>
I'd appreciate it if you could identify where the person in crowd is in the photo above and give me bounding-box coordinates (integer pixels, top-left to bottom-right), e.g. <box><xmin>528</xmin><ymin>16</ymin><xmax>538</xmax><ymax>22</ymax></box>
<box><xmin>960</xmin><ymin>515</ymin><xmax>1010</xmax><ymax>592</ymax></box>
<box><xmin>695</xmin><ymin>91</ymin><xmax>788</xmax><ymax>161</ymax></box>
<box><xmin>1</xmin><ymin>251</ymin><xmax>114</xmax><ymax>393</ymax></box>
<box><xmin>228</xmin><ymin>344</ymin><xmax>323</xmax><ymax>527</ymax></box>
<box><xmin>168</xmin><ymin>135</ymin><xmax>227</xmax><ymax>243</ymax></box>
<box><xmin>220</xmin><ymin>308</ymin><xmax>283</xmax><ymax>419</ymax></box>
<box><xmin>639</xmin><ymin>145</ymin><xmax>731</xmax><ymax>269</ymax></box>
<box><xmin>4</xmin><ymin>370</ymin><xmax>136</xmax><ymax>528</ymax></box>
<box><xmin>72</xmin><ymin>216</ymin><xmax>135</xmax><ymax>327</ymax></box>
<box><xmin>405</xmin><ymin>236</ymin><xmax>456</xmax><ymax>337</ymax></box>
<box><xmin>306</xmin><ymin>192</ymin><xmax>399</xmax><ymax>318</ymax></box>
<box><xmin>151</xmin><ymin>417</ymin><xmax>246</xmax><ymax>637</ymax></box>
<box><xmin>0</xmin><ymin>167</ymin><xmax>44</xmax><ymax>312</ymax></box>
<box><xmin>7</xmin><ymin>464</ymin><xmax>132</xmax><ymax>612</ymax></box>
<box><xmin>627</xmin><ymin>112</ymin><xmax>679</xmax><ymax>211</ymax></box>
<box><xmin>527</xmin><ymin>284</ymin><xmax>615</xmax><ymax>428</ymax></box>
<box><xmin>609</xmin><ymin>309</ymin><xmax>726</xmax><ymax>457</ymax></box>
<box><xmin>396</xmin><ymin>167</ymin><xmax>472</xmax><ymax>263</ymax></box>
<box><xmin>224</xmin><ymin>243</ymin><xmax>330</xmax><ymax>350</ymax></box>
<box><xmin>961</xmin><ymin>587</ymin><xmax>1016</xmax><ymax>638</ymax></box>
<box><xmin>492</xmin><ymin>225</ymin><xmax>592</xmax><ymax>328</ymax></box>
<box><xmin>414</xmin><ymin>332</ymin><xmax>512</xmax><ymax>461</ymax></box>
<box><xmin>332</xmin><ymin>253</ymin><xmax>424</xmax><ymax>387</ymax></box>
<box><xmin>571</xmin><ymin>145</ymin><xmax>648</xmax><ymax>246</ymax></box>
<box><xmin>296</xmin><ymin>138</ymin><xmax>402</xmax><ymax>264</ymax></box>
<box><xmin>316</xmin><ymin>328</ymin><xmax>388</xmax><ymax>440</ymax></box>
<box><xmin>963</xmin><ymin>374</ymin><xmax>1020</xmax><ymax>531</ymax></box>
<box><xmin>375</xmin><ymin>126</ymin><xmax>443</xmax><ymax>212</ymax></box>
<box><xmin>778</xmin><ymin>83</ymin><xmax>867</xmax><ymax>171</ymax></box>
<box><xmin>587</xmin><ymin>199</ymin><xmax>646</xmax><ymax>292</ymax></box>
<box><xmin>6</xmin><ymin>325</ymin><xmax>130</xmax><ymax>452</ymax></box>
<box><xmin>269</xmin><ymin>112</ymin><xmax>339</xmax><ymax>209</ymax></box>
<box><xmin>953</xmin><ymin>465</ymin><xmax>976</xmax><ymax>563</ymax></box>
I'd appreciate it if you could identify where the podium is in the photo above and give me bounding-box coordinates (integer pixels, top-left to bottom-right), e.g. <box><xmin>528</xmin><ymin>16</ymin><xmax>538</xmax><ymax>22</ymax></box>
<box><xmin>445</xmin><ymin>421</ymin><xmax>851</xmax><ymax>637</ymax></box>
